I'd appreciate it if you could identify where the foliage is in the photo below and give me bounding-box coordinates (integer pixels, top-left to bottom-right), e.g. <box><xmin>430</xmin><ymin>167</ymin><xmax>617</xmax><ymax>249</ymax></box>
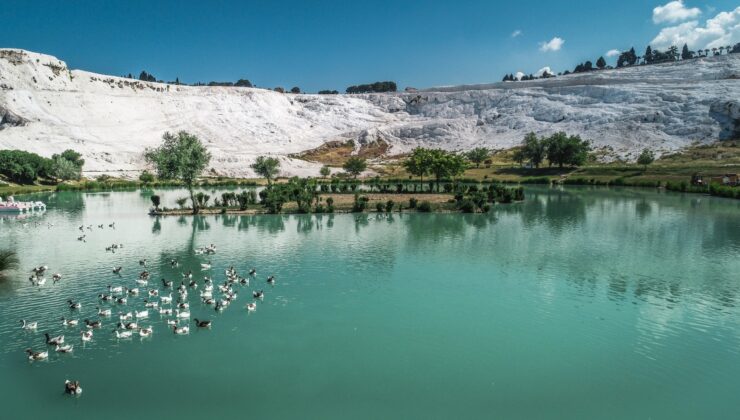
<box><xmin>150</xmin><ymin>194</ymin><xmax>161</xmax><ymax>210</ymax></box>
<box><xmin>175</xmin><ymin>197</ymin><xmax>188</xmax><ymax>209</ymax></box>
<box><xmin>250</xmin><ymin>156</ymin><xmax>281</xmax><ymax>184</ymax></box>
<box><xmin>427</xmin><ymin>149</ymin><xmax>467</xmax><ymax>191</ymax></box>
<box><xmin>385</xmin><ymin>200</ymin><xmax>395</xmax><ymax>212</ymax></box>
<box><xmin>544</xmin><ymin>132</ymin><xmax>591</xmax><ymax>168</ymax></box>
<box><xmin>139</xmin><ymin>170</ymin><xmax>155</xmax><ymax>183</ymax></box>
<box><xmin>521</xmin><ymin>132</ymin><xmax>547</xmax><ymax>168</ymax></box>
<box><xmin>0</xmin><ymin>149</ymin><xmax>53</xmax><ymax>183</ymax></box>
<box><xmin>144</xmin><ymin>131</ymin><xmax>211</xmax><ymax>214</ymax></box>
<box><xmin>403</xmin><ymin>147</ymin><xmax>433</xmax><ymax>184</ymax></box>
<box><xmin>637</xmin><ymin>149</ymin><xmax>655</xmax><ymax>169</ymax></box>
<box><xmin>346</xmin><ymin>81</ymin><xmax>397</xmax><ymax>94</ymax></box>
<box><xmin>376</xmin><ymin>202</ymin><xmax>385</xmax><ymax>212</ymax></box>
<box><xmin>318</xmin><ymin>90</ymin><xmax>339</xmax><ymax>94</ymax></box>
<box><xmin>0</xmin><ymin>249</ymin><xmax>19</xmax><ymax>275</ymax></box>
<box><xmin>50</xmin><ymin>155</ymin><xmax>81</xmax><ymax>180</ymax></box>
<box><xmin>352</xmin><ymin>194</ymin><xmax>369</xmax><ymax>212</ymax></box>
<box><xmin>417</xmin><ymin>201</ymin><xmax>432</xmax><ymax>212</ymax></box>
<box><xmin>465</xmin><ymin>147</ymin><xmax>489</xmax><ymax>168</ymax></box>
<box><xmin>596</xmin><ymin>56</ymin><xmax>606</xmax><ymax>69</ymax></box>
<box><xmin>320</xmin><ymin>165</ymin><xmax>331</xmax><ymax>178</ymax></box>
<box><xmin>290</xmin><ymin>86</ymin><xmax>300</xmax><ymax>94</ymax></box>
<box><xmin>409</xmin><ymin>197</ymin><xmax>418</xmax><ymax>208</ymax></box>
<box><xmin>343</xmin><ymin>157</ymin><xmax>367</xmax><ymax>178</ymax></box>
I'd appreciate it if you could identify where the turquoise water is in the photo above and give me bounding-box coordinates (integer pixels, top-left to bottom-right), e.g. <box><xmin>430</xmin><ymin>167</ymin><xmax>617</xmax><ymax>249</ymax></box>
<box><xmin>0</xmin><ymin>186</ymin><xmax>739</xmax><ymax>419</ymax></box>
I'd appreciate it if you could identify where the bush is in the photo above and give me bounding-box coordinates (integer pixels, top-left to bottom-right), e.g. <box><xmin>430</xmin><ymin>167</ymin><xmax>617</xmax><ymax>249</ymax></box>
<box><xmin>385</xmin><ymin>200</ymin><xmax>395</xmax><ymax>212</ymax></box>
<box><xmin>459</xmin><ymin>199</ymin><xmax>476</xmax><ymax>213</ymax></box>
<box><xmin>139</xmin><ymin>170</ymin><xmax>155</xmax><ymax>183</ymax></box>
<box><xmin>418</xmin><ymin>201</ymin><xmax>432</xmax><ymax>212</ymax></box>
<box><xmin>376</xmin><ymin>202</ymin><xmax>385</xmax><ymax>212</ymax></box>
<box><xmin>409</xmin><ymin>197</ymin><xmax>418</xmax><ymax>209</ymax></box>
<box><xmin>352</xmin><ymin>194</ymin><xmax>369</xmax><ymax>212</ymax></box>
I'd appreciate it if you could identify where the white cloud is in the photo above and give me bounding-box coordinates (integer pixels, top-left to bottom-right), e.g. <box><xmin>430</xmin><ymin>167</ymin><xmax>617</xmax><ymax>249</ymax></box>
<box><xmin>514</xmin><ymin>72</ymin><xmax>525</xmax><ymax>81</ymax></box>
<box><xmin>650</xmin><ymin>6</ymin><xmax>740</xmax><ymax>50</ymax></box>
<box><xmin>535</xmin><ymin>67</ymin><xmax>553</xmax><ymax>77</ymax></box>
<box><xmin>511</xmin><ymin>30</ymin><xmax>522</xmax><ymax>38</ymax></box>
<box><xmin>653</xmin><ymin>1</ymin><xmax>701</xmax><ymax>24</ymax></box>
<box><xmin>605</xmin><ymin>49</ymin><xmax>621</xmax><ymax>57</ymax></box>
<box><xmin>539</xmin><ymin>37</ymin><xmax>564</xmax><ymax>52</ymax></box>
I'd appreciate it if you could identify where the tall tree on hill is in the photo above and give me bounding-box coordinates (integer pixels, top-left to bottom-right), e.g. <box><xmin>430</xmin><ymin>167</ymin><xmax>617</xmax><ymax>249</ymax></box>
<box><xmin>343</xmin><ymin>157</ymin><xmax>367</xmax><ymax>178</ymax></box>
<box><xmin>250</xmin><ymin>156</ymin><xmax>281</xmax><ymax>185</ymax></box>
<box><xmin>681</xmin><ymin>44</ymin><xmax>693</xmax><ymax>60</ymax></box>
<box><xmin>596</xmin><ymin>56</ymin><xmax>606</xmax><ymax>69</ymax></box>
<box><xmin>403</xmin><ymin>147</ymin><xmax>433</xmax><ymax>185</ymax></box>
<box><xmin>644</xmin><ymin>46</ymin><xmax>653</xmax><ymax>64</ymax></box>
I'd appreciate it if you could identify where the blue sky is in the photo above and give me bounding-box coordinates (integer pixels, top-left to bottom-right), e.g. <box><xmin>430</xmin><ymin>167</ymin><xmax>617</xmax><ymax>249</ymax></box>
<box><xmin>1</xmin><ymin>0</ymin><xmax>738</xmax><ymax>91</ymax></box>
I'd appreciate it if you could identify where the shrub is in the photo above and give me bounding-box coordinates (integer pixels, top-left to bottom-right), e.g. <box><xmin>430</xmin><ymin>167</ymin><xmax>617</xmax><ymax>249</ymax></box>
<box><xmin>409</xmin><ymin>197</ymin><xmax>418</xmax><ymax>209</ymax></box>
<box><xmin>376</xmin><ymin>202</ymin><xmax>385</xmax><ymax>212</ymax></box>
<box><xmin>459</xmin><ymin>199</ymin><xmax>476</xmax><ymax>213</ymax></box>
<box><xmin>385</xmin><ymin>200</ymin><xmax>395</xmax><ymax>212</ymax></box>
<box><xmin>139</xmin><ymin>170</ymin><xmax>155</xmax><ymax>183</ymax></box>
<box><xmin>176</xmin><ymin>197</ymin><xmax>188</xmax><ymax>209</ymax></box>
<box><xmin>418</xmin><ymin>201</ymin><xmax>432</xmax><ymax>212</ymax></box>
<box><xmin>352</xmin><ymin>194</ymin><xmax>369</xmax><ymax>212</ymax></box>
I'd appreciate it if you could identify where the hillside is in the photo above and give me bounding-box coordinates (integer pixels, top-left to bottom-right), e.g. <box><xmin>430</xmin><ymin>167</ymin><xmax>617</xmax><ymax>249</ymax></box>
<box><xmin>1</xmin><ymin>48</ymin><xmax>738</xmax><ymax>177</ymax></box>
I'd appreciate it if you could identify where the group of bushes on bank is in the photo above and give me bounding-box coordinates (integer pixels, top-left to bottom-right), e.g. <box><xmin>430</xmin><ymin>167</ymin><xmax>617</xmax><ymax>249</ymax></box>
<box><xmin>0</xmin><ymin>149</ymin><xmax>83</xmax><ymax>184</ymax></box>
<box><xmin>665</xmin><ymin>181</ymin><xmax>740</xmax><ymax>199</ymax></box>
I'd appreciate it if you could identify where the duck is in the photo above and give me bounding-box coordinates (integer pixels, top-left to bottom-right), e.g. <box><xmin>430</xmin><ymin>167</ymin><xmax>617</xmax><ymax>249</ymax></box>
<box><xmin>176</xmin><ymin>309</ymin><xmax>191</xmax><ymax>318</ymax></box>
<box><xmin>177</xmin><ymin>302</ymin><xmax>189</xmax><ymax>310</ymax></box>
<box><xmin>98</xmin><ymin>293</ymin><xmax>114</xmax><ymax>302</ymax></box>
<box><xmin>267</xmin><ymin>275</ymin><xmax>275</xmax><ymax>285</ymax></box>
<box><xmin>81</xmin><ymin>330</ymin><xmax>93</xmax><ymax>342</ymax></box>
<box><xmin>148</xmin><ymin>289</ymin><xmax>159</xmax><ymax>297</ymax></box>
<box><xmin>249</xmin><ymin>268</ymin><xmax>257</xmax><ymax>276</ymax></box>
<box><xmin>84</xmin><ymin>319</ymin><xmax>102</xmax><ymax>329</ymax></box>
<box><xmin>125</xmin><ymin>287</ymin><xmax>139</xmax><ymax>296</ymax></box>
<box><xmin>253</xmin><ymin>290</ymin><xmax>264</xmax><ymax>300</ymax></box>
<box><xmin>193</xmin><ymin>319</ymin><xmax>212</xmax><ymax>328</ymax></box>
<box><xmin>139</xmin><ymin>326</ymin><xmax>153</xmax><ymax>337</ymax></box>
<box><xmin>108</xmin><ymin>285</ymin><xmax>123</xmax><ymax>294</ymax></box>
<box><xmin>35</xmin><ymin>277</ymin><xmax>47</xmax><ymax>286</ymax></box>
<box><xmin>166</xmin><ymin>319</ymin><xmax>178</xmax><ymax>327</ymax></box>
<box><xmin>170</xmin><ymin>259</ymin><xmax>179</xmax><ymax>268</ymax></box>
<box><xmin>135</xmin><ymin>310</ymin><xmax>148</xmax><ymax>319</ymax></box>
<box><xmin>239</xmin><ymin>277</ymin><xmax>249</xmax><ymax>286</ymax></box>
<box><xmin>67</xmin><ymin>299</ymin><xmax>82</xmax><ymax>310</ymax></box>
<box><xmin>96</xmin><ymin>307</ymin><xmax>112</xmax><ymax>317</ymax></box>
<box><xmin>26</xmin><ymin>348</ymin><xmax>49</xmax><ymax>361</ymax></box>
<box><xmin>246</xmin><ymin>303</ymin><xmax>257</xmax><ymax>313</ymax></box>
<box><xmin>114</xmin><ymin>330</ymin><xmax>132</xmax><ymax>339</ymax></box>
<box><xmin>200</xmin><ymin>290</ymin><xmax>213</xmax><ymax>299</ymax></box>
<box><xmin>182</xmin><ymin>271</ymin><xmax>193</xmax><ymax>280</ymax></box>
<box><xmin>20</xmin><ymin>319</ymin><xmax>38</xmax><ymax>330</ymax></box>
<box><xmin>159</xmin><ymin>308</ymin><xmax>173</xmax><ymax>315</ymax></box>
<box><xmin>172</xmin><ymin>325</ymin><xmax>190</xmax><ymax>335</ymax></box>
<box><xmin>112</xmin><ymin>266</ymin><xmax>123</xmax><ymax>274</ymax></box>
<box><xmin>116</xmin><ymin>297</ymin><xmax>127</xmax><ymax>305</ymax></box>
<box><xmin>188</xmin><ymin>280</ymin><xmax>198</xmax><ymax>289</ymax></box>
<box><xmin>135</xmin><ymin>278</ymin><xmax>148</xmax><ymax>286</ymax></box>
<box><xmin>143</xmin><ymin>300</ymin><xmax>159</xmax><ymax>308</ymax></box>
<box><xmin>119</xmin><ymin>312</ymin><xmax>133</xmax><ymax>321</ymax></box>
<box><xmin>118</xmin><ymin>321</ymin><xmax>138</xmax><ymax>330</ymax></box>
<box><xmin>64</xmin><ymin>380</ymin><xmax>82</xmax><ymax>395</ymax></box>
<box><xmin>52</xmin><ymin>273</ymin><xmax>63</xmax><ymax>282</ymax></box>
<box><xmin>44</xmin><ymin>333</ymin><xmax>65</xmax><ymax>345</ymax></box>
<box><xmin>214</xmin><ymin>301</ymin><xmax>226</xmax><ymax>312</ymax></box>
<box><xmin>202</xmin><ymin>297</ymin><xmax>216</xmax><ymax>305</ymax></box>
<box><xmin>200</xmin><ymin>261</ymin><xmax>212</xmax><ymax>270</ymax></box>
<box><xmin>162</xmin><ymin>278</ymin><xmax>173</xmax><ymax>288</ymax></box>
<box><xmin>139</xmin><ymin>259</ymin><xmax>147</xmax><ymax>266</ymax></box>
<box><xmin>160</xmin><ymin>294</ymin><xmax>173</xmax><ymax>304</ymax></box>
<box><xmin>55</xmin><ymin>344</ymin><xmax>74</xmax><ymax>353</ymax></box>
<box><xmin>60</xmin><ymin>318</ymin><xmax>79</xmax><ymax>327</ymax></box>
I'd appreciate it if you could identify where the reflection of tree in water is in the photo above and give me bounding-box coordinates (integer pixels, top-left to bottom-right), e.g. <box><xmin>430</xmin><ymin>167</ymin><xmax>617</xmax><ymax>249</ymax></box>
<box><xmin>354</xmin><ymin>215</ymin><xmax>370</xmax><ymax>234</ymax></box>
<box><xmin>192</xmin><ymin>216</ymin><xmax>210</xmax><ymax>232</ymax></box>
<box><xmin>151</xmin><ymin>217</ymin><xmax>161</xmax><ymax>234</ymax></box>
<box><xmin>296</xmin><ymin>215</ymin><xmax>316</xmax><ymax>234</ymax></box>
<box><xmin>635</xmin><ymin>199</ymin><xmax>652</xmax><ymax>219</ymax></box>
<box><xmin>236</xmin><ymin>215</ymin><xmax>285</xmax><ymax>234</ymax></box>
<box><xmin>403</xmin><ymin>214</ymin><xmax>467</xmax><ymax>248</ymax></box>
<box><xmin>218</xmin><ymin>214</ymin><xmax>237</xmax><ymax>228</ymax></box>
<box><xmin>177</xmin><ymin>216</ymin><xmax>187</xmax><ymax>226</ymax></box>
<box><xmin>327</xmin><ymin>214</ymin><xmax>334</xmax><ymax>228</ymax></box>
<box><xmin>542</xmin><ymin>190</ymin><xmax>588</xmax><ymax>234</ymax></box>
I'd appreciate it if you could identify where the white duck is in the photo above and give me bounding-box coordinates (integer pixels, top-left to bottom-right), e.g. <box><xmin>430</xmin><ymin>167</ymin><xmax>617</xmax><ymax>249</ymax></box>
<box><xmin>55</xmin><ymin>344</ymin><xmax>74</xmax><ymax>353</ymax></box>
<box><xmin>176</xmin><ymin>310</ymin><xmax>191</xmax><ymax>318</ymax></box>
<box><xmin>246</xmin><ymin>303</ymin><xmax>257</xmax><ymax>313</ymax></box>
<box><xmin>160</xmin><ymin>294</ymin><xmax>173</xmax><ymax>304</ymax></box>
<box><xmin>139</xmin><ymin>326</ymin><xmax>153</xmax><ymax>338</ymax></box>
<box><xmin>26</xmin><ymin>349</ymin><xmax>49</xmax><ymax>361</ymax></box>
<box><xmin>172</xmin><ymin>325</ymin><xmax>190</xmax><ymax>335</ymax></box>
<box><xmin>20</xmin><ymin>319</ymin><xmax>38</xmax><ymax>330</ymax></box>
<box><xmin>61</xmin><ymin>318</ymin><xmax>79</xmax><ymax>327</ymax></box>
<box><xmin>81</xmin><ymin>330</ymin><xmax>93</xmax><ymax>342</ymax></box>
<box><xmin>135</xmin><ymin>310</ymin><xmax>149</xmax><ymax>319</ymax></box>
<box><xmin>114</xmin><ymin>330</ymin><xmax>133</xmax><ymax>339</ymax></box>
<box><xmin>97</xmin><ymin>307</ymin><xmax>112</xmax><ymax>317</ymax></box>
<box><xmin>45</xmin><ymin>333</ymin><xmax>65</xmax><ymax>345</ymax></box>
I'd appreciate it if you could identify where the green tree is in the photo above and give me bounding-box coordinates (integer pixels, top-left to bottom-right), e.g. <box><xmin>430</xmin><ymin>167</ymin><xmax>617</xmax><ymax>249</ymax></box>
<box><xmin>596</xmin><ymin>56</ymin><xmax>606</xmax><ymax>69</ymax></box>
<box><xmin>522</xmin><ymin>132</ymin><xmax>547</xmax><ymax>168</ymax></box>
<box><xmin>512</xmin><ymin>148</ymin><xmax>525</xmax><ymax>167</ymax></box>
<box><xmin>175</xmin><ymin>197</ymin><xmax>188</xmax><ymax>209</ymax></box>
<box><xmin>319</xmin><ymin>165</ymin><xmax>331</xmax><ymax>178</ymax></box>
<box><xmin>343</xmin><ymin>157</ymin><xmax>367</xmax><ymax>178</ymax></box>
<box><xmin>139</xmin><ymin>170</ymin><xmax>155</xmax><ymax>183</ymax></box>
<box><xmin>681</xmin><ymin>44</ymin><xmax>693</xmax><ymax>60</ymax></box>
<box><xmin>544</xmin><ymin>132</ymin><xmax>591</xmax><ymax>168</ymax></box>
<box><xmin>428</xmin><ymin>149</ymin><xmax>466</xmax><ymax>192</ymax></box>
<box><xmin>51</xmin><ymin>155</ymin><xmax>81</xmax><ymax>180</ymax></box>
<box><xmin>465</xmin><ymin>147</ymin><xmax>489</xmax><ymax>168</ymax></box>
<box><xmin>250</xmin><ymin>156</ymin><xmax>281</xmax><ymax>185</ymax></box>
<box><xmin>637</xmin><ymin>148</ymin><xmax>655</xmax><ymax>170</ymax></box>
<box><xmin>150</xmin><ymin>195</ymin><xmax>161</xmax><ymax>210</ymax></box>
<box><xmin>144</xmin><ymin>131</ymin><xmax>212</xmax><ymax>214</ymax></box>
<box><xmin>403</xmin><ymin>147</ymin><xmax>434</xmax><ymax>186</ymax></box>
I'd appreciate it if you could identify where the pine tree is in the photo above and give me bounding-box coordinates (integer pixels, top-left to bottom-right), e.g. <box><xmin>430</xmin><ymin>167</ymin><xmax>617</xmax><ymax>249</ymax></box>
<box><xmin>644</xmin><ymin>46</ymin><xmax>653</xmax><ymax>64</ymax></box>
<box><xmin>596</xmin><ymin>56</ymin><xmax>606</xmax><ymax>69</ymax></box>
<box><xmin>681</xmin><ymin>44</ymin><xmax>692</xmax><ymax>60</ymax></box>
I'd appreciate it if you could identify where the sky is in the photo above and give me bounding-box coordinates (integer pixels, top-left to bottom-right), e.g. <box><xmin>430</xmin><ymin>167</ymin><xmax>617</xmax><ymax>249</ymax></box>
<box><xmin>1</xmin><ymin>0</ymin><xmax>738</xmax><ymax>92</ymax></box>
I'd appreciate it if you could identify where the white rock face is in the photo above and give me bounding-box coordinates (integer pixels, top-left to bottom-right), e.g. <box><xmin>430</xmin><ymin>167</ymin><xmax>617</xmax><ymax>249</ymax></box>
<box><xmin>1</xmin><ymin>48</ymin><xmax>738</xmax><ymax>177</ymax></box>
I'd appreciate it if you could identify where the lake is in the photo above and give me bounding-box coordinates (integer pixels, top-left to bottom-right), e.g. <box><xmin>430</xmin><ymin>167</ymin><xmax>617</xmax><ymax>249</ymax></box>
<box><xmin>0</xmin><ymin>186</ymin><xmax>739</xmax><ymax>419</ymax></box>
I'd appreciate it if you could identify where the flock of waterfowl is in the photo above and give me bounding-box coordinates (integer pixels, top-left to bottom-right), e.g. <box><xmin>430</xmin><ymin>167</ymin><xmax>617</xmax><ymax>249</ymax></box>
<box><xmin>19</xmin><ymin>227</ymin><xmax>278</xmax><ymax>396</ymax></box>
